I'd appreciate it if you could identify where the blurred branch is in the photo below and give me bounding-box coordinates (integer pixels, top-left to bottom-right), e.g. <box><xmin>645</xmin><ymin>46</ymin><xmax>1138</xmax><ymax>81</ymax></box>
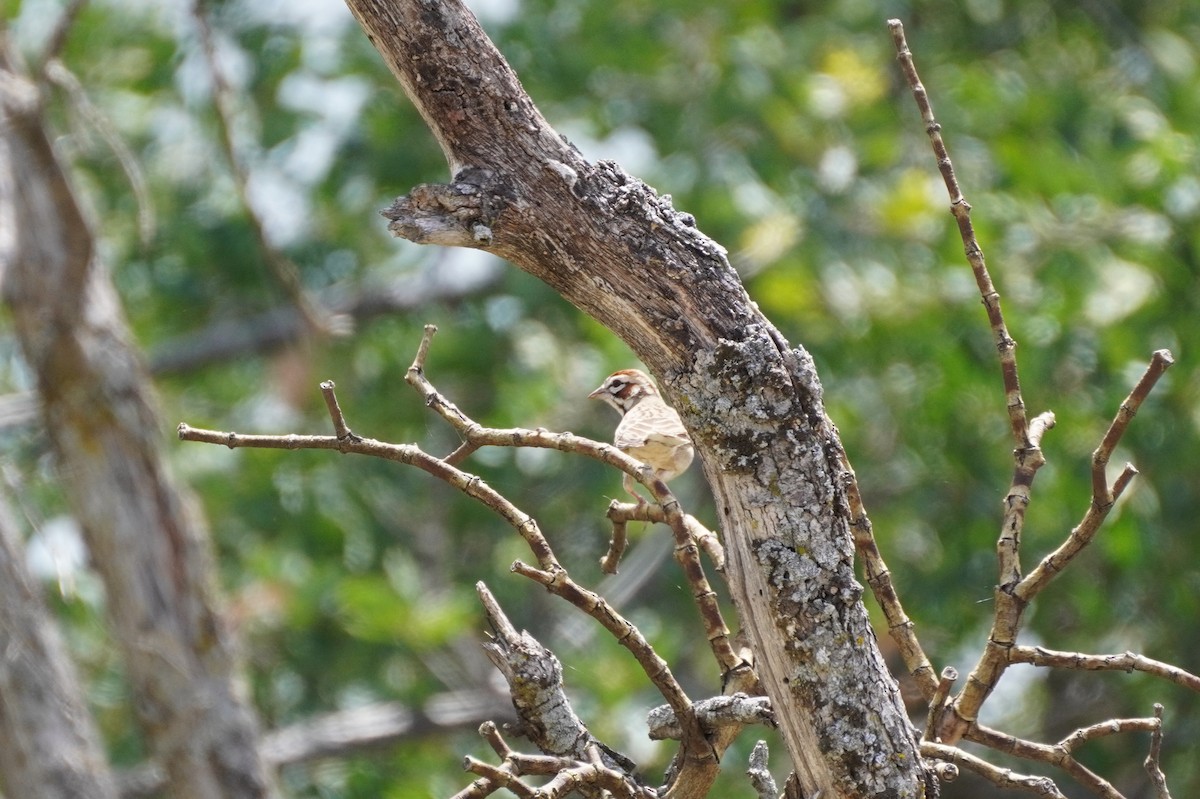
<box><xmin>118</xmin><ymin>692</ymin><xmax>515</xmax><ymax>798</ymax></box>
<box><xmin>0</xmin><ymin>34</ymin><xmax>277</xmax><ymax>798</ymax></box>
<box><xmin>189</xmin><ymin>0</ymin><xmax>346</xmax><ymax>338</ymax></box>
<box><xmin>0</xmin><ymin>264</ymin><xmax>501</xmax><ymax>432</ymax></box>
<box><xmin>31</xmin><ymin>0</ymin><xmax>88</xmax><ymax>74</ymax></box>
<box><xmin>0</xmin><ymin>490</ymin><xmax>119</xmax><ymax>799</ymax></box>
<box><xmin>43</xmin><ymin>58</ymin><xmax>154</xmax><ymax>246</ymax></box>
<box><xmin>150</xmin><ymin>265</ymin><xmax>500</xmax><ymax>375</ymax></box>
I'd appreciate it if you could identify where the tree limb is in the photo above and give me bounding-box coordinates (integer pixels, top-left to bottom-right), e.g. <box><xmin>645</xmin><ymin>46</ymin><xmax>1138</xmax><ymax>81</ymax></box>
<box><xmin>343</xmin><ymin>3</ymin><xmax>923</xmax><ymax>795</ymax></box>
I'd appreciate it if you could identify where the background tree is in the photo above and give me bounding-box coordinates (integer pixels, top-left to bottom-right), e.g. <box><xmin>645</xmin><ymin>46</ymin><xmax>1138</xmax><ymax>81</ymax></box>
<box><xmin>1</xmin><ymin>0</ymin><xmax>1198</xmax><ymax>797</ymax></box>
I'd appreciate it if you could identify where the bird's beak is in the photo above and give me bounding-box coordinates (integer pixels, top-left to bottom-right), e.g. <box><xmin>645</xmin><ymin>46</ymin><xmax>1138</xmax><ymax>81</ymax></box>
<box><xmin>587</xmin><ymin>385</ymin><xmax>606</xmax><ymax>400</ymax></box>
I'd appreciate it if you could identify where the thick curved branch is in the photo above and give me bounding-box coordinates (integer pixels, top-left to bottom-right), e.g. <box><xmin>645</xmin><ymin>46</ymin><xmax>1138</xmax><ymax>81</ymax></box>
<box><xmin>344</xmin><ymin>4</ymin><xmax>922</xmax><ymax>796</ymax></box>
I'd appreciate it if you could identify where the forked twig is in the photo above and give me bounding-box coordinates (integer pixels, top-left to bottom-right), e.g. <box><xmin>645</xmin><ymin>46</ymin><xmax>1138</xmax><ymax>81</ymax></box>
<box><xmin>969</xmin><ymin>719</ymin><xmax>1159</xmax><ymax>799</ymax></box>
<box><xmin>1144</xmin><ymin>705</ymin><xmax>1172</xmax><ymax>799</ymax></box>
<box><xmin>406</xmin><ymin>325</ymin><xmax>741</xmax><ymax>679</ymax></box>
<box><xmin>1016</xmin><ymin>350</ymin><xmax>1173</xmax><ymax>603</ymax></box>
<box><xmin>920</xmin><ymin>741</ymin><xmax>1066</xmax><ymax>798</ymax></box>
<box><xmin>602</xmin><ymin>499</ymin><xmax>723</xmax><ymax>574</ymax></box>
<box><xmin>889</xmin><ymin>24</ymin><xmax>1179</xmax><ymax>782</ymax></box>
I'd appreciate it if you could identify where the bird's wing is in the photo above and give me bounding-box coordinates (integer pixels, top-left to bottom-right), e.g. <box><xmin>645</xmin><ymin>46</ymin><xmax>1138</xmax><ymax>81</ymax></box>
<box><xmin>615</xmin><ymin>408</ymin><xmax>690</xmax><ymax>450</ymax></box>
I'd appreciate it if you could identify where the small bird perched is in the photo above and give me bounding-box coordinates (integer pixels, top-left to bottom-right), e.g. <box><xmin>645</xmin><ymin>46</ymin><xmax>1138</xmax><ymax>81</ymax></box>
<box><xmin>588</xmin><ymin>369</ymin><xmax>694</xmax><ymax>502</ymax></box>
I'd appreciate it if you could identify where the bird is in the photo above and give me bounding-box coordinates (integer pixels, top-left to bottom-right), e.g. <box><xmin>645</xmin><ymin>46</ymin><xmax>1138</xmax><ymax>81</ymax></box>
<box><xmin>588</xmin><ymin>369</ymin><xmax>694</xmax><ymax>502</ymax></box>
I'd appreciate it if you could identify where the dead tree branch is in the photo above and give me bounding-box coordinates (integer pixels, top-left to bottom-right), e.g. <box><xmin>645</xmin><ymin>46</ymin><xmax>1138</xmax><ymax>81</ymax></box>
<box><xmin>920</xmin><ymin>741</ymin><xmax>1066</xmax><ymax>798</ymax></box>
<box><xmin>888</xmin><ymin>25</ymin><xmax>1177</xmax><ymax>770</ymax></box>
<box><xmin>180</xmin><ymin>366</ymin><xmax>733</xmax><ymax>795</ymax></box>
<box><xmin>476</xmin><ymin>582</ymin><xmax>636</xmax><ymax>773</ymax></box>
<box><xmin>342</xmin><ymin>3</ymin><xmax>922</xmax><ymax>794</ymax></box>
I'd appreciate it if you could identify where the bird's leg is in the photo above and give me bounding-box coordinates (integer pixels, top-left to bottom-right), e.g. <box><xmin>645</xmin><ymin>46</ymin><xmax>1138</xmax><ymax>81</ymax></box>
<box><xmin>622</xmin><ymin>472</ymin><xmax>650</xmax><ymax>507</ymax></box>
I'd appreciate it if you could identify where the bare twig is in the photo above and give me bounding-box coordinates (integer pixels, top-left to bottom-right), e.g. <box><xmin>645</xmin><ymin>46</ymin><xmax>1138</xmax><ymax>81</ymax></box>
<box><xmin>840</xmin><ymin>441</ymin><xmax>937</xmax><ymax>700</ymax></box>
<box><xmin>406</xmin><ymin>325</ymin><xmax>741</xmax><ymax>680</ymax></box>
<box><xmin>318</xmin><ymin>380</ymin><xmax>357</xmax><ymax>440</ymax></box>
<box><xmin>1017</xmin><ymin>350</ymin><xmax>1173</xmax><ymax>603</ymax></box>
<box><xmin>922</xmin><ymin>667</ymin><xmax>957</xmax><ymax>742</ymax></box>
<box><xmin>888</xmin><ymin>18</ymin><xmax>1029</xmax><ymax>449</ymax></box>
<box><xmin>1059</xmin><ymin>717</ymin><xmax>1159</xmax><ymax>754</ymax></box>
<box><xmin>459</xmin><ymin>754</ymin><xmax>536</xmax><ymax>799</ymax></box>
<box><xmin>920</xmin><ymin>741</ymin><xmax>1066</xmax><ymax>798</ymax></box>
<box><xmin>1144</xmin><ymin>704</ymin><xmax>1172</xmax><ymax>799</ymax></box>
<box><xmin>42</xmin><ymin>58</ymin><xmax>155</xmax><ymax>247</ymax></box>
<box><xmin>1008</xmin><ymin>646</ymin><xmax>1200</xmax><ymax>692</ymax></box>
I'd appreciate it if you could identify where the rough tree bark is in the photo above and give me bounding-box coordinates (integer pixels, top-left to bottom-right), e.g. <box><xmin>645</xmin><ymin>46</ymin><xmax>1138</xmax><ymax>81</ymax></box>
<box><xmin>0</xmin><ymin>39</ymin><xmax>278</xmax><ymax>799</ymax></box>
<box><xmin>344</xmin><ymin>2</ymin><xmax>923</xmax><ymax>797</ymax></box>
<box><xmin>0</xmin><ymin>494</ymin><xmax>119</xmax><ymax>799</ymax></box>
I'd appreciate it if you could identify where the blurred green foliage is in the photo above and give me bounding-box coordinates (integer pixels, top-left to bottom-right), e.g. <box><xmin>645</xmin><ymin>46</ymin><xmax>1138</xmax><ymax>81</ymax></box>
<box><xmin>4</xmin><ymin>0</ymin><xmax>1199</xmax><ymax>796</ymax></box>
